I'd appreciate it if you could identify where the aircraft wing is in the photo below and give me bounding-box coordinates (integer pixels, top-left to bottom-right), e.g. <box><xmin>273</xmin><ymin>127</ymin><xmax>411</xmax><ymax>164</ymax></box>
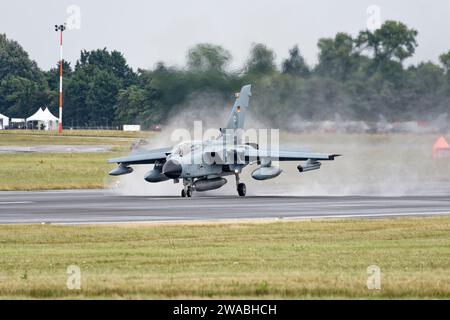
<box><xmin>108</xmin><ymin>147</ymin><xmax>172</xmax><ymax>165</ymax></box>
<box><xmin>245</xmin><ymin>149</ymin><xmax>340</xmax><ymax>162</ymax></box>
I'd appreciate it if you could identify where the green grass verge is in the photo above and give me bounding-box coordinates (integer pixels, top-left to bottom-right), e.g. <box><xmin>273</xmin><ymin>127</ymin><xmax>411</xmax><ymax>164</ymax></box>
<box><xmin>0</xmin><ymin>130</ymin><xmax>138</xmax><ymax>190</ymax></box>
<box><xmin>0</xmin><ymin>129</ymin><xmax>154</xmax><ymax>138</ymax></box>
<box><xmin>0</xmin><ymin>152</ymin><xmax>120</xmax><ymax>190</ymax></box>
<box><xmin>0</xmin><ymin>217</ymin><xmax>449</xmax><ymax>299</ymax></box>
<box><xmin>0</xmin><ymin>130</ymin><xmax>154</xmax><ymax>146</ymax></box>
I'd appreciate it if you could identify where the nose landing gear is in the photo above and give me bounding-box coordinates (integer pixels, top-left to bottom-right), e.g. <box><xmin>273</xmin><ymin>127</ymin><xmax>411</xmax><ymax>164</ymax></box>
<box><xmin>181</xmin><ymin>179</ymin><xmax>193</xmax><ymax>198</ymax></box>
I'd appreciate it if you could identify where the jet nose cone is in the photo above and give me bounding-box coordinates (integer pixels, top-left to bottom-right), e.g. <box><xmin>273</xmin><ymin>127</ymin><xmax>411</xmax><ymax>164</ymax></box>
<box><xmin>162</xmin><ymin>159</ymin><xmax>182</xmax><ymax>179</ymax></box>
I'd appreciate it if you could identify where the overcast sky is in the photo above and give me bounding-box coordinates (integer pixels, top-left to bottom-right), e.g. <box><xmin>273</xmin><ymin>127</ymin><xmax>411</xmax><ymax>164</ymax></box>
<box><xmin>1</xmin><ymin>0</ymin><xmax>449</xmax><ymax>71</ymax></box>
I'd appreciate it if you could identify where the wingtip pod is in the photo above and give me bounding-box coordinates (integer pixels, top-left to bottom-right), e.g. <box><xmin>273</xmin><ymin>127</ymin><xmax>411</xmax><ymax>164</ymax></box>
<box><xmin>297</xmin><ymin>161</ymin><xmax>321</xmax><ymax>172</ymax></box>
<box><xmin>328</xmin><ymin>154</ymin><xmax>342</xmax><ymax>160</ymax></box>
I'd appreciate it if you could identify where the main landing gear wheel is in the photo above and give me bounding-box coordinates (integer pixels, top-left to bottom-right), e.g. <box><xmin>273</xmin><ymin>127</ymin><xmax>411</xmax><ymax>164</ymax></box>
<box><xmin>237</xmin><ymin>183</ymin><xmax>246</xmax><ymax>197</ymax></box>
<box><xmin>182</xmin><ymin>186</ymin><xmax>193</xmax><ymax>198</ymax></box>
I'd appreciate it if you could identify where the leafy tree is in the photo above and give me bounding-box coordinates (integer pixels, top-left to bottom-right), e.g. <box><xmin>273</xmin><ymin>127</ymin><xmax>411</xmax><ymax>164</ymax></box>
<box><xmin>149</xmin><ymin>64</ymin><xmax>191</xmax><ymax>115</ymax></box>
<box><xmin>0</xmin><ymin>76</ymin><xmax>50</xmax><ymax>117</ymax></box>
<box><xmin>408</xmin><ymin>62</ymin><xmax>444</xmax><ymax>94</ymax></box>
<box><xmin>374</xmin><ymin>60</ymin><xmax>406</xmax><ymax>88</ymax></box>
<box><xmin>0</xmin><ymin>34</ymin><xmax>50</xmax><ymax>117</ymax></box>
<box><xmin>115</xmin><ymin>85</ymin><xmax>147</xmax><ymax>124</ymax></box>
<box><xmin>0</xmin><ymin>34</ymin><xmax>42</xmax><ymax>81</ymax></box>
<box><xmin>43</xmin><ymin>61</ymin><xmax>72</xmax><ymax>116</ymax></box>
<box><xmin>187</xmin><ymin>43</ymin><xmax>231</xmax><ymax>73</ymax></box>
<box><xmin>316</xmin><ymin>33</ymin><xmax>358</xmax><ymax>81</ymax></box>
<box><xmin>63</xmin><ymin>48</ymin><xmax>137</xmax><ymax>125</ymax></box>
<box><xmin>115</xmin><ymin>80</ymin><xmax>162</xmax><ymax>126</ymax></box>
<box><xmin>281</xmin><ymin>45</ymin><xmax>310</xmax><ymax>78</ymax></box>
<box><xmin>44</xmin><ymin>60</ymin><xmax>72</xmax><ymax>92</ymax></box>
<box><xmin>85</xmin><ymin>69</ymin><xmax>121</xmax><ymax>124</ymax></box>
<box><xmin>440</xmin><ymin>51</ymin><xmax>450</xmax><ymax>72</ymax></box>
<box><xmin>77</xmin><ymin>48</ymin><xmax>136</xmax><ymax>86</ymax></box>
<box><xmin>245</xmin><ymin>43</ymin><xmax>277</xmax><ymax>76</ymax></box>
<box><xmin>439</xmin><ymin>51</ymin><xmax>450</xmax><ymax>94</ymax></box>
<box><xmin>356</xmin><ymin>21</ymin><xmax>418</xmax><ymax>65</ymax></box>
<box><xmin>64</xmin><ymin>69</ymin><xmax>91</xmax><ymax>125</ymax></box>
<box><xmin>301</xmin><ymin>77</ymin><xmax>351</xmax><ymax>120</ymax></box>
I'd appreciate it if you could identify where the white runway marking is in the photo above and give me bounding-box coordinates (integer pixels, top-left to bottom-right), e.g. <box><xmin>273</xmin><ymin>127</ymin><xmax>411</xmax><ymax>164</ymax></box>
<box><xmin>0</xmin><ymin>201</ymin><xmax>33</xmax><ymax>205</ymax></box>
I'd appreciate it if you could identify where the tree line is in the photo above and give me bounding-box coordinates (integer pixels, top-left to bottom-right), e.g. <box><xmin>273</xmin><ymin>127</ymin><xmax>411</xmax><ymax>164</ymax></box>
<box><xmin>1</xmin><ymin>20</ymin><xmax>450</xmax><ymax>129</ymax></box>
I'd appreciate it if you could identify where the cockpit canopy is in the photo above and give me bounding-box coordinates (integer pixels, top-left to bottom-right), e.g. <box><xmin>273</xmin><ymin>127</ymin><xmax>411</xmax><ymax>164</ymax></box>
<box><xmin>171</xmin><ymin>141</ymin><xmax>203</xmax><ymax>157</ymax></box>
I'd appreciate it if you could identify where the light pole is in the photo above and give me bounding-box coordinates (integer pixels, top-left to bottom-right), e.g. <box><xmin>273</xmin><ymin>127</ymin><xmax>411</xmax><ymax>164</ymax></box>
<box><xmin>54</xmin><ymin>24</ymin><xmax>66</xmax><ymax>134</ymax></box>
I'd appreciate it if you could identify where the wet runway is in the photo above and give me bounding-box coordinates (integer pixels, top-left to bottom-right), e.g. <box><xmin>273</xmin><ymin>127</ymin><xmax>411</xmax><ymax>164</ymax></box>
<box><xmin>0</xmin><ymin>190</ymin><xmax>449</xmax><ymax>224</ymax></box>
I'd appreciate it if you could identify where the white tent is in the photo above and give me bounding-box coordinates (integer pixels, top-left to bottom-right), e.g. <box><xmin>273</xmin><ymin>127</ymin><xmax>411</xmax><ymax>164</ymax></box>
<box><xmin>26</xmin><ymin>107</ymin><xmax>59</xmax><ymax>130</ymax></box>
<box><xmin>42</xmin><ymin>108</ymin><xmax>59</xmax><ymax>130</ymax></box>
<box><xmin>0</xmin><ymin>113</ymin><xmax>9</xmax><ymax>129</ymax></box>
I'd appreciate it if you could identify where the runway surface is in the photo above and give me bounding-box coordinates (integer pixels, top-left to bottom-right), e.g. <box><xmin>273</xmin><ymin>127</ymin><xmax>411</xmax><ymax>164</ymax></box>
<box><xmin>0</xmin><ymin>190</ymin><xmax>449</xmax><ymax>224</ymax></box>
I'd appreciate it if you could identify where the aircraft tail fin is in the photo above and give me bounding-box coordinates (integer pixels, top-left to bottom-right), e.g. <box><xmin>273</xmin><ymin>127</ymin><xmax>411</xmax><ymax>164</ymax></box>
<box><xmin>225</xmin><ymin>84</ymin><xmax>251</xmax><ymax>130</ymax></box>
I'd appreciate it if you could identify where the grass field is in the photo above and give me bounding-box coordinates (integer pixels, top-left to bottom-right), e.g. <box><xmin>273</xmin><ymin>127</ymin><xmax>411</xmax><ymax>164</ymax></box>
<box><xmin>0</xmin><ymin>130</ymin><xmax>153</xmax><ymax>147</ymax></box>
<box><xmin>0</xmin><ymin>129</ymin><xmax>153</xmax><ymax>138</ymax></box>
<box><xmin>0</xmin><ymin>152</ymin><xmax>120</xmax><ymax>190</ymax></box>
<box><xmin>0</xmin><ymin>130</ymin><xmax>139</xmax><ymax>190</ymax></box>
<box><xmin>0</xmin><ymin>217</ymin><xmax>448</xmax><ymax>299</ymax></box>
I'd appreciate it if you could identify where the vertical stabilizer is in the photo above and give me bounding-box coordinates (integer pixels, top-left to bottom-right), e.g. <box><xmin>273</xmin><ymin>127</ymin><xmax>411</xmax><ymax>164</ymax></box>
<box><xmin>225</xmin><ymin>84</ymin><xmax>252</xmax><ymax>130</ymax></box>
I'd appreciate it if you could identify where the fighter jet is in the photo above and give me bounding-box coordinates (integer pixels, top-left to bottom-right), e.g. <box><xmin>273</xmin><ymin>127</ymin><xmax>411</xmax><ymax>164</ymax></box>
<box><xmin>108</xmin><ymin>85</ymin><xmax>340</xmax><ymax>197</ymax></box>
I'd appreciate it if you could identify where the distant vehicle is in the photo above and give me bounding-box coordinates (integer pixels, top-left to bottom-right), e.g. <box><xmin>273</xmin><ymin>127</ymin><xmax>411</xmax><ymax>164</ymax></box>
<box><xmin>108</xmin><ymin>85</ymin><xmax>340</xmax><ymax>197</ymax></box>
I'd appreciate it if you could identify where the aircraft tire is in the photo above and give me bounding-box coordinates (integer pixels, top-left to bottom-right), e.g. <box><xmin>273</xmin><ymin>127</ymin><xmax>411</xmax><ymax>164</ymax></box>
<box><xmin>181</xmin><ymin>189</ymin><xmax>186</xmax><ymax>197</ymax></box>
<box><xmin>237</xmin><ymin>183</ymin><xmax>246</xmax><ymax>197</ymax></box>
